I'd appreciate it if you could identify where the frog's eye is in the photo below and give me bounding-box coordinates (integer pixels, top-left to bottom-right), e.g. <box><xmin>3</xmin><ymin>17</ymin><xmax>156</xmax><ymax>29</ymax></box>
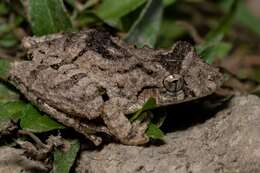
<box><xmin>163</xmin><ymin>74</ymin><xmax>184</xmax><ymax>93</ymax></box>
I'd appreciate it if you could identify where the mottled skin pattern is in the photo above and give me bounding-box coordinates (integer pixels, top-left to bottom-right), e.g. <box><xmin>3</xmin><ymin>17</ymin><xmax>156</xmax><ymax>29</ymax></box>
<box><xmin>8</xmin><ymin>29</ymin><xmax>223</xmax><ymax>145</ymax></box>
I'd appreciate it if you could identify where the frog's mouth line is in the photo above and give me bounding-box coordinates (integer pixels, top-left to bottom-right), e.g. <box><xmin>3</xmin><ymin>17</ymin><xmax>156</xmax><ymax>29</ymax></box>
<box><xmin>136</xmin><ymin>85</ymin><xmax>160</xmax><ymax>98</ymax></box>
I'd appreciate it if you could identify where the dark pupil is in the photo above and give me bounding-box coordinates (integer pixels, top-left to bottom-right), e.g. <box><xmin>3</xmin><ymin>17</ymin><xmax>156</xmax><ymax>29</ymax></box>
<box><xmin>163</xmin><ymin>75</ymin><xmax>184</xmax><ymax>93</ymax></box>
<box><xmin>166</xmin><ymin>79</ymin><xmax>183</xmax><ymax>92</ymax></box>
<box><xmin>170</xmin><ymin>80</ymin><xmax>178</xmax><ymax>92</ymax></box>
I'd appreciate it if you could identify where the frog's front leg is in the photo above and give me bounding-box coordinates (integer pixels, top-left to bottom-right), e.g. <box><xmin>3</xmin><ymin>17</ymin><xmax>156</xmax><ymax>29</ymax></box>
<box><xmin>102</xmin><ymin>97</ymin><xmax>149</xmax><ymax>145</ymax></box>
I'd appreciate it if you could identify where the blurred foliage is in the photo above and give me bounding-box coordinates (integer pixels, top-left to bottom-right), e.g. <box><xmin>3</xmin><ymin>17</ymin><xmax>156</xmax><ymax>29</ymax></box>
<box><xmin>196</xmin><ymin>0</ymin><xmax>240</xmax><ymax>63</ymax></box>
<box><xmin>0</xmin><ymin>1</ymin><xmax>260</xmax><ymax>171</ymax></box>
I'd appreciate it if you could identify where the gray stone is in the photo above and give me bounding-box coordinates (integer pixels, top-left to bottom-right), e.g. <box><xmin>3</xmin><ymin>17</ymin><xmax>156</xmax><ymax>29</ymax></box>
<box><xmin>0</xmin><ymin>146</ymin><xmax>48</xmax><ymax>173</ymax></box>
<box><xmin>76</xmin><ymin>95</ymin><xmax>260</xmax><ymax>173</ymax></box>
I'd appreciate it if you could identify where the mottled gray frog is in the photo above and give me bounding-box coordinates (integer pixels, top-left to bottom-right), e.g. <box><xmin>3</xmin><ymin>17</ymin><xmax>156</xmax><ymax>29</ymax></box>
<box><xmin>7</xmin><ymin>29</ymin><xmax>223</xmax><ymax>145</ymax></box>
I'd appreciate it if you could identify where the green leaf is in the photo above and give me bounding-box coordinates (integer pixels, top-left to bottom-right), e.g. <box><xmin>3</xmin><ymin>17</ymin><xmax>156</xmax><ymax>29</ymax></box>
<box><xmin>95</xmin><ymin>0</ymin><xmax>147</xmax><ymax>26</ymax></box>
<box><xmin>53</xmin><ymin>139</ymin><xmax>80</xmax><ymax>173</ymax></box>
<box><xmin>0</xmin><ymin>59</ymin><xmax>11</xmax><ymax>80</ymax></box>
<box><xmin>146</xmin><ymin>123</ymin><xmax>164</xmax><ymax>139</ymax></box>
<box><xmin>140</xmin><ymin>97</ymin><xmax>157</xmax><ymax>111</ymax></box>
<box><xmin>0</xmin><ymin>82</ymin><xmax>20</xmax><ymax>104</ymax></box>
<box><xmin>20</xmin><ymin>104</ymin><xmax>64</xmax><ymax>133</ymax></box>
<box><xmin>130</xmin><ymin>97</ymin><xmax>156</xmax><ymax>122</ymax></box>
<box><xmin>0</xmin><ymin>101</ymin><xmax>27</xmax><ymax>120</ymax></box>
<box><xmin>28</xmin><ymin>0</ymin><xmax>72</xmax><ymax>36</ymax></box>
<box><xmin>125</xmin><ymin>0</ymin><xmax>163</xmax><ymax>48</ymax></box>
<box><xmin>0</xmin><ymin>101</ymin><xmax>27</xmax><ymax>133</ymax></box>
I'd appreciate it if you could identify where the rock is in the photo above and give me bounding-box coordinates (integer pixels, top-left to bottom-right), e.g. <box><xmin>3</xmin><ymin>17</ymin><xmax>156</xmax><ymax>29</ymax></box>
<box><xmin>0</xmin><ymin>146</ymin><xmax>49</xmax><ymax>173</ymax></box>
<box><xmin>76</xmin><ymin>95</ymin><xmax>260</xmax><ymax>173</ymax></box>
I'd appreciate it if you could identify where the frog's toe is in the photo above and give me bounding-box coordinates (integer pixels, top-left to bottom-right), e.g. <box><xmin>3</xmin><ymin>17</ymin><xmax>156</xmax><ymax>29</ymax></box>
<box><xmin>102</xmin><ymin>97</ymin><xmax>150</xmax><ymax>145</ymax></box>
<box><xmin>123</xmin><ymin>121</ymin><xmax>149</xmax><ymax>145</ymax></box>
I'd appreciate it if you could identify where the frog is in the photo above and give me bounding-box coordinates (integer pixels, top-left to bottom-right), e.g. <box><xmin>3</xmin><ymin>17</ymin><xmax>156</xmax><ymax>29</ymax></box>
<box><xmin>6</xmin><ymin>28</ymin><xmax>223</xmax><ymax>145</ymax></box>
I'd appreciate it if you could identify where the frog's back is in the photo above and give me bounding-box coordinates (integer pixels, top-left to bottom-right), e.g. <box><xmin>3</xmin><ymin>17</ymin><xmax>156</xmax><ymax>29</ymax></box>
<box><xmin>11</xmin><ymin>29</ymin><xmax>169</xmax><ymax>119</ymax></box>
